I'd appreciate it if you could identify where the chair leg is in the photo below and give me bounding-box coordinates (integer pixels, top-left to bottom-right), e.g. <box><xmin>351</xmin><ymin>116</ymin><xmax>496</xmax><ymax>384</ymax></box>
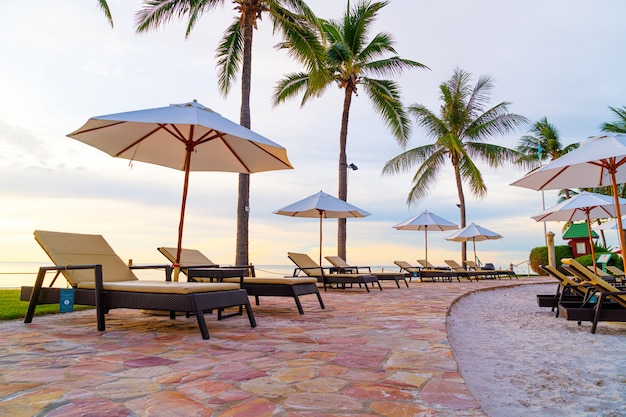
<box><xmin>194</xmin><ymin>308</ymin><xmax>210</xmax><ymax>340</ymax></box>
<box><xmin>316</xmin><ymin>291</ymin><xmax>326</xmax><ymax>309</ymax></box>
<box><xmin>24</xmin><ymin>268</ymin><xmax>46</xmax><ymax>323</ymax></box>
<box><xmin>293</xmin><ymin>296</ymin><xmax>305</xmax><ymax>315</ymax></box>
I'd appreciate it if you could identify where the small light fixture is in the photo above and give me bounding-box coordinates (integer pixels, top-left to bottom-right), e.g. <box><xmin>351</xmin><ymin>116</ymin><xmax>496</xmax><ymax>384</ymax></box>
<box><xmin>348</xmin><ymin>163</ymin><xmax>358</xmax><ymax>171</ymax></box>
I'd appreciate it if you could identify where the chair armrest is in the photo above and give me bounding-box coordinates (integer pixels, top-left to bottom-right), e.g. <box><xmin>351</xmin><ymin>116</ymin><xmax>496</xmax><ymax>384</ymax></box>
<box><xmin>130</xmin><ymin>264</ymin><xmax>173</xmax><ymax>281</ymax></box>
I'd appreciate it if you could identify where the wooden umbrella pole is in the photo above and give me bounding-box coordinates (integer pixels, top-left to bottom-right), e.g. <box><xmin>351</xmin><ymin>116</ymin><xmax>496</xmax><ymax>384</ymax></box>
<box><xmin>586</xmin><ymin>210</ymin><xmax>598</xmax><ymax>275</ymax></box>
<box><xmin>610</xmin><ymin>169</ymin><xmax>626</xmax><ymax>268</ymax></box>
<box><xmin>174</xmin><ymin>147</ymin><xmax>193</xmax><ymax>281</ymax></box>
<box><xmin>424</xmin><ymin>226</ymin><xmax>428</xmax><ymax>265</ymax></box>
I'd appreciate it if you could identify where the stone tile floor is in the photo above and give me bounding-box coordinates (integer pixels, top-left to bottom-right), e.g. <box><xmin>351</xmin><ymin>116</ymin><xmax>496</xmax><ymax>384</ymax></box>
<box><xmin>0</xmin><ymin>276</ymin><xmax>550</xmax><ymax>416</ymax></box>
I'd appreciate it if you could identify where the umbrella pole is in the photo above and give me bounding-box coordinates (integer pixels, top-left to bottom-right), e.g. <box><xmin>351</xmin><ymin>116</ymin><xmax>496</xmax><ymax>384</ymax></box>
<box><xmin>586</xmin><ymin>211</ymin><xmax>598</xmax><ymax>275</ymax></box>
<box><xmin>610</xmin><ymin>170</ymin><xmax>626</xmax><ymax>268</ymax></box>
<box><xmin>319</xmin><ymin>213</ymin><xmax>323</xmax><ymax>267</ymax></box>
<box><xmin>473</xmin><ymin>239</ymin><xmax>477</xmax><ymax>266</ymax></box>
<box><xmin>174</xmin><ymin>148</ymin><xmax>193</xmax><ymax>281</ymax></box>
<box><xmin>424</xmin><ymin>227</ymin><xmax>428</xmax><ymax>265</ymax></box>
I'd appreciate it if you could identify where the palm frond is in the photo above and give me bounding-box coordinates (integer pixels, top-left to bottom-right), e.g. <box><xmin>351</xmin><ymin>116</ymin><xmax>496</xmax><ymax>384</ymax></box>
<box><xmin>135</xmin><ymin>0</ymin><xmax>221</xmax><ymax>37</ymax></box>
<box><xmin>382</xmin><ymin>144</ymin><xmax>441</xmax><ymax>175</ymax></box>
<box><xmin>362</xmin><ymin>57</ymin><xmax>428</xmax><ymax>77</ymax></box>
<box><xmin>601</xmin><ymin>105</ymin><xmax>626</xmax><ymax>134</ymax></box>
<box><xmin>216</xmin><ymin>20</ymin><xmax>243</xmax><ymax>96</ymax></box>
<box><xmin>458</xmin><ymin>154</ymin><xmax>487</xmax><ymax>198</ymax></box>
<box><xmin>363</xmin><ymin>78</ymin><xmax>411</xmax><ymax>144</ymax></box>
<box><xmin>97</xmin><ymin>0</ymin><xmax>114</xmax><ymax>28</ymax></box>
<box><xmin>272</xmin><ymin>72</ymin><xmax>311</xmax><ymax>106</ymax></box>
<box><xmin>406</xmin><ymin>151</ymin><xmax>447</xmax><ymax>204</ymax></box>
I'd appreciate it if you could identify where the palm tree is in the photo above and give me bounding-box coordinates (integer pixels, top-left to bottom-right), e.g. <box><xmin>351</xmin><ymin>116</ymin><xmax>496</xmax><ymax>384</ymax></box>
<box><xmin>517</xmin><ymin>117</ymin><xmax>579</xmax><ymax>198</ymax></box>
<box><xmin>382</xmin><ymin>67</ymin><xmax>528</xmax><ymax>264</ymax></box>
<box><xmin>135</xmin><ymin>0</ymin><xmax>319</xmax><ymax>265</ymax></box>
<box><xmin>601</xmin><ymin>105</ymin><xmax>626</xmax><ymax>134</ymax></box>
<box><xmin>273</xmin><ymin>0</ymin><xmax>427</xmax><ymax>260</ymax></box>
<box><xmin>96</xmin><ymin>0</ymin><xmax>114</xmax><ymax>27</ymax></box>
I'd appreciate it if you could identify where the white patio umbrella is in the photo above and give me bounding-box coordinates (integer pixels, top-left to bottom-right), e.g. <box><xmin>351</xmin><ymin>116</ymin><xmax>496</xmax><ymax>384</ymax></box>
<box><xmin>67</xmin><ymin>100</ymin><xmax>293</xmax><ymax>279</ymax></box>
<box><xmin>445</xmin><ymin>223</ymin><xmax>503</xmax><ymax>265</ymax></box>
<box><xmin>273</xmin><ymin>191</ymin><xmax>370</xmax><ymax>265</ymax></box>
<box><xmin>393</xmin><ymin>210</ymin><xmax>458</xmax><ymax>265</ymax></box>
<box><xmin>510</xmin><ymin>134</ymin><xmax>626</xmax><ymax>266</ymax></box>
<box><xmin>593</xmin><ymin>215</ymin><xmax>626</xmax><ymax>231</ymax></box>
<box><xmin>530</xmin><ymin>192</ymin><xmax>626</xmax><ymax>273</ymax></box>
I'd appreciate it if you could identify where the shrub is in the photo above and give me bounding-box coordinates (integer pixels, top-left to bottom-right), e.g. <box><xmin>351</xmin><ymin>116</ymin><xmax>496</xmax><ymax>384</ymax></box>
<box><xmin>529</xmin><ymin>245</ymin><xmax>573</xmax><ymax>274</ymax></box>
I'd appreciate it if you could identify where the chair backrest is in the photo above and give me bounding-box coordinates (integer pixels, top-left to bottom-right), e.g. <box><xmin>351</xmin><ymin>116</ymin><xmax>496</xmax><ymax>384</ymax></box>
<box><xmin>561</xmin><ymin>258</ymin><xmax>626</xmax><ymax>308</ymax></box>
<box><xmin>606</xmin><ymin>265</ymin><xmax>626</xmax><ymax>277</ymax></box>
<box><xmin>464</xmin><ymin>260</ymin><xmax>478</xmax><ymax>269</ymax></box>
<box><xmin>158</xmin><ymin>247</ymin><xmax>218</xmax><ymax>268</ymax></box>
<box><xmin>325</xmin><ymin>255</ymin><xmax>350</xmax><ymax>269</ymax></box>
<box><xmin>540</xmin><ymin>265</ymin><xmax>581</xmax><ymax>288</ymax></box>
<box><xmin>416</xmin><ymin>259</ymin><xmax>434</xmax><ymax>269</ymax></box>
<box><xmin>394</xmin><ymin>260</ymin><xmax>419</xmax><ymax>272</ymax></box>
<box><xmin>287</xmin><ymin>252</ymin><xmax>323</xmax><ymax>276</ymax></box>
<box><xmin>444</xmin><ymin>260</ymin><xmax>464</xmax><ymax>271</ymax></box>
<box><xmin>34</xmin><ymin>230</ymin><xmax>138</xmax><ymax>285</ymax></box>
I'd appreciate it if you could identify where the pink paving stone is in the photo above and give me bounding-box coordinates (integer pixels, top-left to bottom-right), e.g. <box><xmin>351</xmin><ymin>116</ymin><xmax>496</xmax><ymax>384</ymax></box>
<box><xmin>217</xmin><ymin>398</ymin><xmax>276</xmax><ymax>417</ymax></box>
<box><xmin>124</xmin><ymin>356</ymin><xmax>177</xmax><ymax>367</ymax></box>
<box><xmin>154</xmin><ymin>371</ymin><xmax>191</xmax><ymax>384</ymax></box>
<box><xmin>345</xmin><ymin>369</ymin><xmax>388</xmax><ymax>382</ymax></box>
<box><xmin>4</xmin><ymin>368</ymin><xmax>66</xmax><ymax>383</ymax></box>
<box><xmin>0</xmin><ymin>388</ymin><xmax>67</xmax><ymax>417</ymax></box>
<box><xmin>344</xmin><ymin>383</ymin><xmax>414</xmax><ymax>401</ymax></box>
<box><xmin>333</xmin><ymin>351</ymin><xmax>387</xmax><ymax>368</ymax></box>
<box><xmin>66</xmin><ymin>362</ymin><xmax>125</xmax><ymax>375</ymax></box>
<box><xmin>284</xmin><ymin>392</ymin><xmax>364</xmax><ymax>412</ymax></box>
<box><xmin>419</xmin><ymin>375</ymin><xmax>480</xmax><ymax>411</ymax></box>
<box><xmin>177</xmin><ymin>379</ymin><xmax>235</xmax><ymax>402</ymax></box>
<box><xmin>318</xmin><ymin>364</ymin><xmax>349</xmax><ymax>377</ymax></box>
<box><xmin>205</xmin><ymin>388</ymin><xmax>252</xmax><ymax>405</ymax></box>
<box><xmin>214</xmin><ymin>368</ymin><xmax>267</xmax><ymax>382</ymax></box>
<box><xmin>46</xmin><ymin>398</ymin><xmax>132</xmax><ymax>417</ymax></box>
<box><xmin>370</xmin><ymin>400</ymin><xmax>438</xmax><ymax>417</ymax></box>
<box><xmin>125</xmin><ymin>391</ymin><xmax>213</xmax><ymax>416</ymax></box>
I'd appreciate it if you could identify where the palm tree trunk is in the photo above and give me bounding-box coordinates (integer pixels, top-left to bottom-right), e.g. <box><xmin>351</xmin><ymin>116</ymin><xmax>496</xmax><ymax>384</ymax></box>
<box><xmin>235</xmin><ymin>9</ymin><xmax>255</xmax><ymax>266</ymax></box>
<box><xmin>337</xmin><ymin>87</ymin><xmax>353</xmax><ymax>260</ymax></box>
<box><xmin>453</xmin><ymin>160</ymin><xmax>467</xmax><ymax>265</ymax></box>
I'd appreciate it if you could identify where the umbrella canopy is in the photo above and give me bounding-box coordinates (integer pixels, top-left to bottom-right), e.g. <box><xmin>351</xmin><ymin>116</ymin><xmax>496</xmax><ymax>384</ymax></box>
<box><xmin>510</xmin><ymin>134</ymin><xmax>626</xmax><ymax>265</ymax></box>
<box><xmin>593</xmin><ymin>216</ymin><xmax>626</xmax><ymax>231</ymax></box>
<box><xmin>445</xmin><ymin>223</ymin><xmax>503</xmax><ymax>265</ymax></box>
<box><xmin>273</xmin><ymin>191</ymin><xmax>370</xmax><ymax>265</ymax></box>
<box><xmin>531</xmin><ymin>192</ymin><xmax>626</xmax><ymax>272</ymax></box>
<box><xmin>67</xmin><ymin>100</ymin><xmax>293</xmax><ymax>278</ymax></box>
<box><xmin>393</xmin><ymin>210</ymin><xmax>458</xmax><ymax>265</ymax></box>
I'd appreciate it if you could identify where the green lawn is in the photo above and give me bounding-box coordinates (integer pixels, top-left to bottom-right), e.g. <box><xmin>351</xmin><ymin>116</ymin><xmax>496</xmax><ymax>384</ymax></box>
<box><xmin>0</xmin><ymin>289</ymin><xmax>92</xmax><ymax>321</ymax></box>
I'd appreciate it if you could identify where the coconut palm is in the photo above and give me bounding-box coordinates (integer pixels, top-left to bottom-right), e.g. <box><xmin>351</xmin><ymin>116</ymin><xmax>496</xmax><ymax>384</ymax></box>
<box><xmin>517</xmin><ymin>117</ymin><xmax>579</xmax><ymax>198</ymax></box>
<box><xmin>135</xmin><ymin>0</ymin><xmax>319</xmax><ymax>265</ymax></box>
<box><xmin>517</xmin><ymin>117</ymin><xmax>578</xmax><ymax>166</ymax></box>
<box><xmin>273</xmin><ymin>0</ymin><xmax>427</xmax><ymax>260</ymax></box>
<box><xmin>97</xmin><ymin>0</ymin><xmax>114</xmax><ymax>27</ymax></box>
<box><xmin>601</xmin><ymin>105</ymin><xmax>626</xmax><ymax>134</ymax></box>
<box><xmin>382</xmin><ymin>67</ymin><xmax>527</xmax><ymax>264</ymax></box>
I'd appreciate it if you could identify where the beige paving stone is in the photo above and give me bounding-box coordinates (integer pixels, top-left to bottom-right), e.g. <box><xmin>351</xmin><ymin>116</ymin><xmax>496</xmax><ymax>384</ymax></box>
<box><xmin>95</xmin><ymin>378</ymin><xmax>161</xmax><ymax>400</ymax></box>
<box><xmin>295</xmin><ymin>377</ymin><xmax>348</xmax><ymax>393</ymax></box>
<box><xmin>125</xmin><ymin>391</ymin><xmax>213</xmax><ymax>416</ymax></box>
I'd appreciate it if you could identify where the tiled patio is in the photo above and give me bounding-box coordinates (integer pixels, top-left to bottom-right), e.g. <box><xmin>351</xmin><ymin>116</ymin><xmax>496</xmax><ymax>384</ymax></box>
<box><xmin>0</xmin><ymin>276</ymin><xmax>550</xmax><ymax>416</ymax></box>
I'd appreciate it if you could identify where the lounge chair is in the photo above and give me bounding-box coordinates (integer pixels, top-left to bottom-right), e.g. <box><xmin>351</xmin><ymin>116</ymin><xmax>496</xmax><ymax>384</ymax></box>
<box><xmin>288</xmin><ymin>252</ymin><xmax>382</xmax><ymax>292</ymax></box>
<box><xmin>158</xmin><ymin>247</ymin><xmax>325</xmax><ymax>314</ymax></box>
<box><xmin>606</xmin><ymin>265</ymin><xmax>626</xmax><ymax>283</ymax></box>
<box><xmin>394</xmin><ymin>260</ymin><xmax>459</xmax><ymax>282</ymax></box>
<box><xmin>325</xmin><ymin>255</ymin><xmax>408</xmax><ymax>288</ymax></box>
<box><xmin>22</xmin><ymin>230</ymin><xmax>256</xmax><ymax>340</ymax></box>
<box><xmin>443</xmin><ymin>260</ymin><xmax>482</xmax><ymax>281</ymax></box>
<box><xmin>537</xmin><ymin>265</ymin><xmax>591</xmax><ymax>315</ymax></box>
<box><xmin>464</xmin><ymin>260</ymin><xmax>516</xmax><ymax>279</ymax></box>
<box><xmin>416</xmin><ymin>259</ymin><xmax>450</xmax><ymax>270</ymax></box>
<box><xmin>559</xmin><ymin>258</ymin><xmax>626</xmax><ymax>333</ymax></box>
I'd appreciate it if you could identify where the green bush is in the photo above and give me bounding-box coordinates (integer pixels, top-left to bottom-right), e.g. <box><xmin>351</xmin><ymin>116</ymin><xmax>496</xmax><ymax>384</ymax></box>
<box><xmin>529</xmin><ymin>245</ymin><xmax>573</xmax><ymax>274</ymax></box>
<box><xmin>574</xmin><ymin>251</ymin><xmax>623</xmax><ymax>270</ymax></box>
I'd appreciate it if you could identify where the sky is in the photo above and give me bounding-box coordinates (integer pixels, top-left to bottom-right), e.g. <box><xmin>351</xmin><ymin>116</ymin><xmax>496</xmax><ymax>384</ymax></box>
<box><xmin>1</xmin><ymin>0</ymin><xmax>626</xmax><ymax>273</ymax></box>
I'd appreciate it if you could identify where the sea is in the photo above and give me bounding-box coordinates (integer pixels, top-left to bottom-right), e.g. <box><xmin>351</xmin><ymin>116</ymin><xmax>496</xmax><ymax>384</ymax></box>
<box><xmin>0</xmin><ymin>262</ymin><xmax>530</xmax><ymax>289</ymax></box>
<box><xmin>0</xmin><ymin>262</ymin><xmax>405</xmax><ymax>289</ymax></box>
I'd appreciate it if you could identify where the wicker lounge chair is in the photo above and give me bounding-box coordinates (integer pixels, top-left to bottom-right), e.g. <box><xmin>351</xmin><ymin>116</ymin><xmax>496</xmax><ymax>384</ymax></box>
<box><xmin>288</xmin><ymin>252</ymin><xmax>382</xmax><ymax>292</ymax></box>
<box><xmin>464</xmin><ymin>260</ymin><xmax>516</xmax><ymax>279</ymax></box>
<box><xmin>559</xmin><ymin>258</ymin><xmax>626</xmax><ymax>333</ymax></box>
<box><xmin>158</xmin><ymin>247</ymin><xmax>325</xmax><ymax>314</ymax></box>
<box><xmin>537</xmin><ymin>265</ymin><xmax>591</xmax><ymax>315</ymax></box>
<box><xmin>325</xmin><ymin>255</ymin><xmax>408</xmax><ymax>288</ymax></box>
<box><xmin>443</xmin><ymin>260</ymin><xmax>482</xmax><ymax>281</ymax></box>
<box><xmin>22</xmin><ymin>230</ymin><xmax>256</xmax><ymax>339</ymax></box>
